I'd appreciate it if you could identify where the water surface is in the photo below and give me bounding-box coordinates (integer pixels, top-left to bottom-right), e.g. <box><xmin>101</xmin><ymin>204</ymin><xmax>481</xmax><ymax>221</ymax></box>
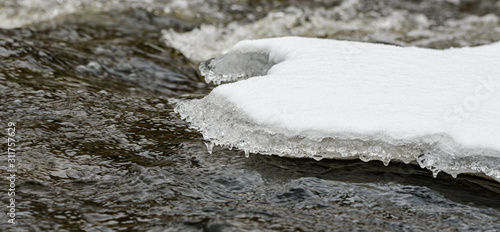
<box><xmin>1</xmin><ymin>0</ymin><xmax>500</xmax><ymax>231</ymax></box>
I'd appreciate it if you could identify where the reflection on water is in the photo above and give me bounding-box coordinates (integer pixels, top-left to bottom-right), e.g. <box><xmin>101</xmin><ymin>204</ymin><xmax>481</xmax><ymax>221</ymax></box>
<box><xmin>0</xmin><ymin>0</ymin><xmax>499</xmax><ymax>231</ymax></box>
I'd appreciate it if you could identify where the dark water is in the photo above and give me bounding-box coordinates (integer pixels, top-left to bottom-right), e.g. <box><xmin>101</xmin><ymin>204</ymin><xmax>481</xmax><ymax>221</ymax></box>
<box><xmin>1</xmin><ymin>0</ymin><xmax>500</xmax><ymax>231</ymax></box>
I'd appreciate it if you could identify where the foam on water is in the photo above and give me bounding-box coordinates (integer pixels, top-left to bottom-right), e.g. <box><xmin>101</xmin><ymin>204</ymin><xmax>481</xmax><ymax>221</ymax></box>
<box><xmin>0</xmin><ymin>0</ymin><xmax>201</xmax><ymax>29</ymax></box>
<box><xmin>163</xmin><ymin>0</ymin><xmax>500</xmax><ymax>62</ymax></box>
<box><xmin>176</xmin><ymin>37</ymin><xmax>500</xmax><ymax>182</ymax></box>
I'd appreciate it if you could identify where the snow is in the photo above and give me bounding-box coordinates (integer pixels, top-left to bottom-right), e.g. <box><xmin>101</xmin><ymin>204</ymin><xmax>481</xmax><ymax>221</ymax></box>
<box><xmin>176</xmin><ymin>37</ymin><xmax>500</xmax><ymax>181</ymax></box>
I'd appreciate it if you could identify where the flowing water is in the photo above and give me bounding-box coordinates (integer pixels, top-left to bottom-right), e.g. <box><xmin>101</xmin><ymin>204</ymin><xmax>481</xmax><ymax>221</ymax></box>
<box><xmin>1</xmin><ymin>0</ymin><xmax>500</xmax><ymax>231</ymax></box>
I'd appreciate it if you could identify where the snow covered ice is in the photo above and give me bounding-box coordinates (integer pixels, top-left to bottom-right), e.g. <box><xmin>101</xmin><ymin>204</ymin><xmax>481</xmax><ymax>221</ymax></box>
<box><xmin>176</xmin><ymin>37</ymin><xmax>500</xmax><ymax>182</ymax></box>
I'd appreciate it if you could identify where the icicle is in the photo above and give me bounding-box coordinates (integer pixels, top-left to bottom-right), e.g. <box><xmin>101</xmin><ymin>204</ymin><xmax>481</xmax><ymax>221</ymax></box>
<box><xmin>432</xmin><ymin>170</ymin><xmax>440</xmax><ymax>178</ymax></box>
<box><xmin>205</xmin><ymin>142</ymin><xmax>214</xmax><ymax>154</ymax></box>
<box><xmin>313</xmin><ymin>155</ymin><xmax>323</xmax><ymax>161</ymax></box>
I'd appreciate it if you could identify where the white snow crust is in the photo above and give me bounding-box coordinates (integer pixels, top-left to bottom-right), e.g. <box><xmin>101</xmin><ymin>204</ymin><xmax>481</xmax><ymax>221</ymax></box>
<box><xmin>176</xmin><ymin>37</ymin><xmax>500</xmax><ymax>181</ymax></box>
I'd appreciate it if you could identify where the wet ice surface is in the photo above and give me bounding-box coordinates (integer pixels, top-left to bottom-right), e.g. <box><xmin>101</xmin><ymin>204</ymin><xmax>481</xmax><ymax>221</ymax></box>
<box><xmin>0</xmin><ymin>0</ymin><xmax>500</xmax><ymax>231</ymax></box>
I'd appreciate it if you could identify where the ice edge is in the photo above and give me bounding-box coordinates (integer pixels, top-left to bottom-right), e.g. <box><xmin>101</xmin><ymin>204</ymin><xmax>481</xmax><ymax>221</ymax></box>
<box><xmin>175</xmin><ymin>94</ymin><xmax>500</xmax><ymax>182</ymax></box>
<box><xmin>199</xmin><ymin>51</ymin><xmax>278</xmax><ymax>85</ymax></box>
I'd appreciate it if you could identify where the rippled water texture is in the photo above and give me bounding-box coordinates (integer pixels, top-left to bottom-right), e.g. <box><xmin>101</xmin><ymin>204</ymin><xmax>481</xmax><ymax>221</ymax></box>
<box><xmin>1</xmin><ymin>0</ymin><xmax>500</xmax><ymax>231</ymax></box>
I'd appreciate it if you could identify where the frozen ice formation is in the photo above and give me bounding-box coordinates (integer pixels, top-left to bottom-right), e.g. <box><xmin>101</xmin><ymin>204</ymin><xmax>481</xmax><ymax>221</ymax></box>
<box><xmin>176</xmin><ymin>37</ymin><xmax>500</xmax><ymax>182</ymax></box>
<box><xmin>199</xmin><ymin>52</ymin><xmax>277</xmax><ymax>85</ymax></box>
